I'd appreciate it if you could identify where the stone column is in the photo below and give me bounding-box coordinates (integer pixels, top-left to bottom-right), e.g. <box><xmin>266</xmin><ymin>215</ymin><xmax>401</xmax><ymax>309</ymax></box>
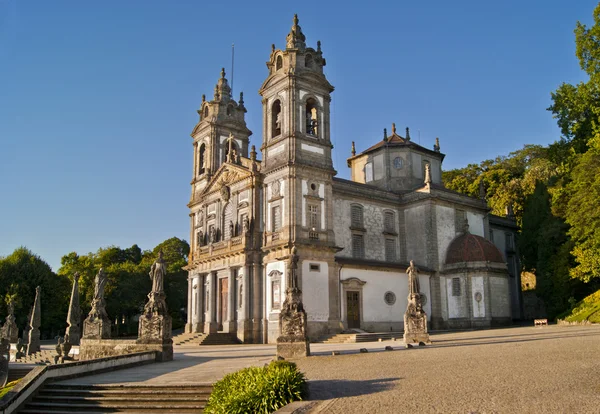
<box><xmin>65</xmin><ymin>272</ymin><xmax>81</xmax><ymax>345</ymax></box>
<box><xmin>237</xmin><ymin>265</ymin><xmax>251</xmax><ymax>342</ymax></box>
<box><xmin>252</xmin><ymin>262</ymin><xmax>263</xmax><ymax>342</ymax></box>
<box><xmin>26</xmin><ymin>286</ymin><xmax>41</xmax><ymax>355</ymax></box>
<box><xmin>185</xmin><ymin>275</ymin><xmax>193</xmax><ymax>333</ymax></box>
<box><xmin>225</xmin><ymin>268</ymin><xmax>236</xmax><ymax>333</ymax></box>
<box><xmin>204</xmin><ymin>272</ymin><xmax>218</xmax><ymax>333</ymax></box>
<box><xmin>192</xmin><ymin>274</ymin><xmax>204</xmax><ymax>332</ymax></box>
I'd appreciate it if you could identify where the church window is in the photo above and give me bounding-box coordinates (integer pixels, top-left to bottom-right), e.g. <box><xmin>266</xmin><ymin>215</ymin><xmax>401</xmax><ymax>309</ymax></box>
<box><xmin>226</xmin><ymin>104</ymin><xmax>233</xmax><ymax>116</ymax></box>
<box><xmin>272</xmin><ymin>100</ymin><xmax>282</xmax><ymax>138</ymax></box>
<box><xmin>272</xmin><ymin>279</ymin><xmax>281</xmax><ymax>310</ymax></box>
<box><xmin>505</xmin><ymin>233</ymin><xmax>514</xmax><ymax>250</ymax></box>
<box><xmin>305</xmin><ymin>54</ymin><xmax>313</xmax><ymax>68</ymax></box>
<box><xmin>223</xmin><ymin>140</ymin><xmax>239</xmax><ymax>163</ymax></box>
<box><xmin>198</xmin><ymin>144</ymin><xmax>206</xmax><ymax>175</ymax></box>
<box><xmin>489</xmin><ymin>229</ymin><xmax>495</xmax><ymax>243</ymax></box>
<box><xmin>309</xmin><ymin>263</ymin><xmax>320</xmax><ymax>272</ymax></box>
<box><xmin>384</xmin><ymin>211</ymin><xmax>395</xmax><ymax>233</ymax></box>
<box><xmin>451</xmin><ymin>277</ymin><xmax>461</xmax><ymax>296</ymax></box>
<box><xmin>384</xmin><ymin>291</ymin><xmax>396</xmax><ymax>306</ymax></box>
<box><xmin>385</xmin><ymin>238</ymin><xmax>396</xmax><ymax>262</ymax></box>
<box><xmin>352</xmin><ymin>234</ymin><xmax>365</xmax><ymax>259</ymax></box>
<box><xmin>365</xmin><ymin>163</ymin><xmax>373</xmax><ymax>182</ymax></box>
<box><xmin>308</xmin><ymin>204</ymin><xmax>320</xmax><ymax>230</ymax></box>
<box><xmin>276</xmin><ymin>55</ymin><xmax>283</xmax><ymax>71</ymax></box>
<box><xmin>272</xmin><ymin>205</ymin><xmax>282</xmax><ymax>232</ymax></box>
<box><xmin>351</xmin><ymin>205</ymin><xmax>364</xmax><ymax>228</ymax></box>
<box><xmin>203</xmin><ymin>106</ymin><xmax>209</xmax><ymax>119</ymax></box>
<box><xmin>305</xmin><ymin>98</ymin><xmax>318</xmax><ymax>137</ymax></box>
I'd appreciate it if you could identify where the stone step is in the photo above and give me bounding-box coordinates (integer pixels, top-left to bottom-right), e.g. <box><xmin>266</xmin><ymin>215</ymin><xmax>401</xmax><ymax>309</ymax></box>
<box><xmin>198</xmin><ymin>333</ymin><xmax>240</xmax><ymax>345</ymax></box>
<box><xmin>7</xmin><ymin>366</ymin><xmax>33</xmax><ymax>382</ymax></box>
<box><xmin>22</xmin><ymin>384</ymin><xmax>212</xmax><ymax>413</ymax></box>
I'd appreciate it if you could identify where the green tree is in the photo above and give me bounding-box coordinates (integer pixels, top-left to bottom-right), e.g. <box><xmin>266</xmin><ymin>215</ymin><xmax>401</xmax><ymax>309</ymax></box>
<box><xmin>0</xmin><ymin>248</ymin><xmax>70</xmax><ymax>338</ymax></box>
<box><xmin>565</xmin><ymin>134</ymin><xmax>600</xmax><ymax>281</ymax></box>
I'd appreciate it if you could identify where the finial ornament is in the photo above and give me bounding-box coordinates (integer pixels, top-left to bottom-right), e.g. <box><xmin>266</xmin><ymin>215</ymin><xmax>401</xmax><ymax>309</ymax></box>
<box><xmin>317</xmin><ymin>40</ymin><xmax>321</xmax><ymax>52</ymax></box>
<box><xmin>250</xmin><ymin>145</ymin><xmax>257</xmax><ymax>161</ymax></box>
<box><xmin>384</xmin><ymin>128</ymin><xmax>388</xmax><ymax>141</ymax></box>
<box><xmin>434</xmin><ymin>137</ymin><xmax>440</xmax><ymax>152</ymax></box>
<box><xmin>392</xmin><ymin>123</ymin><xmax>396</xmax><ymax>134</ymax></box>
<box><xmin>406</xmin><ymin>127</ymin><xmax>411</xmax><ymax>141</ymax></box>
<box><xmin>351</xmin><ymin>141</ymin><xmax>356</xmax><ymax>157</ymax></box>
<box><xmin>221</xmin><ymin>67</ymin><xmax>225</xmax><ymax>79</ymax></box>
<box><xmin>424</xmin><ymin>163</ymin><xmax>432</xmax><ymax>186</ymax></box>
<box><xmin>239</xmin><ymin>91</ymin><xmax>244</xmax><ymax>105</ymax></box>
<box><xmin>201</xmin><ymin>94</ymin><xmax>205</xmax><ymax>102</ymax></box>
<box><xmin>272</xmin><ymin>43</ymin><xmax>276</xmax><ymax>53</ymax></box>
<box><xmin>293</xmin><ymin>14</ymin><xmax>299</xmax><ymax>26</ymax></box>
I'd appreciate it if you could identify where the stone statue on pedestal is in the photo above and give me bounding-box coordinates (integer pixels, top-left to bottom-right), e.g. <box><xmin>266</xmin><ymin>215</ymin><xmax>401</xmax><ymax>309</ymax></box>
<box><xmin>276</xmin><ymin>247</ymin><xmax>310</xmax><ymax>359</ymax></box>
<box><xmin>83</xmin><ymin>269</ymin><xmax>111</xmax><ymax>339</ymax></box>
<box><xmin>65</xmin><ymin>272</ymin><xmax>81</xmax><ymax>345</ymax></box>
<box><xmin>403</xmin><ymin>261</ymin><xmax>431</xmax><ymax>346</ymax></box>
<box><xmin>2</xmin><ymin>294</ymin><xmax>18</xmax><ymax>344</ymax></box>
<box><xmin>138</xmin><ymin>251</ymin><xmax>172</xmax><ymax>359</ymax></box>
<box><xmin>26</xmin><ymin>286</ymin><xmax>42</xmax><ymax>355</ymax></box>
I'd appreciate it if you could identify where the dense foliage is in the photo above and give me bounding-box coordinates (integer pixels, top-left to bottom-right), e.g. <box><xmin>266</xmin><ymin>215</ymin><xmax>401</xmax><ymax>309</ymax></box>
<box><xmin>205</xmin><ymin>360</ymin><xmax>307</xmax><ymax>414</ymax></box>
<box><xmin>443</xmin><ymin>3</ymin><xmax>600</xmax><ymax>319</ymax></box>
<box><xmin>559</xmin><ymin>289</ymin><xmax>600</xmax><ymax>323</ymax></box>
<box><xmin>0</xmin><ymin>237</ymin><xmax>189</xmax><ymax>339</ymax></box>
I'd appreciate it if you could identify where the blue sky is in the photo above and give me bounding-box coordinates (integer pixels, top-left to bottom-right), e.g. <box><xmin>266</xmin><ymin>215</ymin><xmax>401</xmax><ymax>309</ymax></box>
<box><xmin>0</xmin><ymin>1</ymin><xmax>597</xmax><ymax>272</ymax></box>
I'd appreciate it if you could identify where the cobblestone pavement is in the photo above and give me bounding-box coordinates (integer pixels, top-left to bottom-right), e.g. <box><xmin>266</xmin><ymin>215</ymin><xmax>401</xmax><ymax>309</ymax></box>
<box><xmin>295</xmin><ymin>325</ymin><xmax>600</xmax><ymax>414</ymax></box>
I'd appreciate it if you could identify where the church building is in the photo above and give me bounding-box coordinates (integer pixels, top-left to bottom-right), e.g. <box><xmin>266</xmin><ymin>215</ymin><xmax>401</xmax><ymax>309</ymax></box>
<box><xmin>184</xmin><ymin>16</ymin><xmax>520</xmax><ymax>343</ymax></box>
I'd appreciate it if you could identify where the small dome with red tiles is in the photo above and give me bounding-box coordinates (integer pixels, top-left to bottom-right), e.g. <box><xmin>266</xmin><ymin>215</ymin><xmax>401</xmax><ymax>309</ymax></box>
<box><xmin>445</xmin><ymin>232</ymin><xmax>504</xmax><ymax>264</ymax></box>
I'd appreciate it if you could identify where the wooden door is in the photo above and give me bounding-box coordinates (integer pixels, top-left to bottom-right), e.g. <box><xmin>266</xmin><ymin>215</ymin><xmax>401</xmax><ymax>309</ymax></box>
<box><xmin>219</xmin><ymin>278</ymin><xmax>229</xmax><ymax>331</ymax></box>
<box><xmin>346</xmin><ymin>291</ymin><xmax>360</xmax><ymax>329</ymax></box>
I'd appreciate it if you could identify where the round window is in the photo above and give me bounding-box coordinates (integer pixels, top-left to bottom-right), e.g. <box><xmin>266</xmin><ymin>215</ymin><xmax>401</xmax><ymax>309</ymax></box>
<box><xmin>310</xmin><ymin>183</ymin><xmax>317</xmax><ymax>191</ymax></box>
<box><xmin>421</xmin><ymin>293</ymin><xmax>428</xmax><ymax>306</ymax></box>
<box><xmin>393</xmin><ymin>157</ymin><xmax>403</xmax><ymax>169</ymax></box>
<box><xmin>384</xmin><ymin>291</ymin><xmax>396</xmax><ymax>306</ymax></box>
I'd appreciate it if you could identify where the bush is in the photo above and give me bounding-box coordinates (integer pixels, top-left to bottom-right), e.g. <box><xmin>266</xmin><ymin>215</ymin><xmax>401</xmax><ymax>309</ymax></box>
<box><xmin>205</xmin><ymin>360</ymin><xmax>307</xmax><ymax>414</ymax></box>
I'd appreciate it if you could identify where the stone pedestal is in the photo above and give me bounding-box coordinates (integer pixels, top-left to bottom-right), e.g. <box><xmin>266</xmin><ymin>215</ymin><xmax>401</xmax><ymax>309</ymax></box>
<box><xmin>83</xmin><ymin>317</ymin><xmax>111</xmax><ymax>340</ymax></box>
<box><xmin>403</xmin><ymin>293</ymin><xmax>431</xmax><ymax>346</ymax></box>
<box><xmin>276</xmin><ymin>287</ymin><xmax>310</xmax><ymax>359</ymax></box>
<box><xmin>26</xmin><ymin>328</ymin><xmax>40</xmax><ymax>355</ymax></box>
<box><xmin>1</xmin><ymin>315</ymin><xmax>18</xmax><ymax>344</ymax></box>
<box><xmin>66</xmin><ymin>325</ymin><xmax>81</xmax><ymax>345</ymax></box>
<box><xmin>137</xmin><ymin>291</ymin><xmax>173</xmax><ymax>362</ymax></box>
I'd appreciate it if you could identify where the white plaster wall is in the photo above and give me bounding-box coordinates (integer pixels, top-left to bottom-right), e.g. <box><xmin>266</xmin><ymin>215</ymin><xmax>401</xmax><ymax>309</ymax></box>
<box><xmin>490</xmin><ymin>276</ymin><xmax>511</xmax><ymax>317</ymax></box>
<box><xmin>404</xmin><ymin>205</ymin><xmax>428</xmax><ymax>265</ymax></box>
<box><xmin>265</xmin><ymin>261</ymin><xmax>286</xmax><ymax>315</ymax></box>
<box><xmin>466</xmin><ymin>211</ymin><xmax>485</xmax><ymax>237</ymax></box>
<box><xmin>471</xmin><ymin>276</ymin><xmax>485</xmax><ymax>318</ymax></box>
<box><xmin>302</xmin><ymin>260</ymin><xmax>329</xmax><ymax>322</ymax></box>
<box><xmin>446</xmin><ymin>276</ymin><xmax>468</xmax><ymax>319</ymax></box>
<box><xmin>436</xmin><ymin>205</ymin><xmax>456</xmax><ymax>265</ymax></box>
<box><xmin>341</xmin><ymin>268</ymin><xmax>431</xmax><ymax>322</ymax></box>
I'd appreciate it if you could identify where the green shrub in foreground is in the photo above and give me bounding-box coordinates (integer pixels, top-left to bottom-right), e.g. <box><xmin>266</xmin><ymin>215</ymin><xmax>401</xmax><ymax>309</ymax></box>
<box><xmin>205</xmin><ymin>360</ymin><xmax>307</xmax><ymax>414</ymax></box>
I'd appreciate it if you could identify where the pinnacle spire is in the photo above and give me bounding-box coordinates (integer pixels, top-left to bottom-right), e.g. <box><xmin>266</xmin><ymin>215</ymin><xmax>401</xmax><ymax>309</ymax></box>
<box><xmin>286</xmin><ymin>14</ymin><xmax>306</xmax><ymax>50</ymax></box>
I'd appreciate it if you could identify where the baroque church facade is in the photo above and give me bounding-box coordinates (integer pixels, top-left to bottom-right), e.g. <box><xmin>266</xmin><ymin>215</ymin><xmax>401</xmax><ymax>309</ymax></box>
<box><xmin>184</xmin><ymin>16</ymin><xmax>521</xmax><ymax>343</ymax></box>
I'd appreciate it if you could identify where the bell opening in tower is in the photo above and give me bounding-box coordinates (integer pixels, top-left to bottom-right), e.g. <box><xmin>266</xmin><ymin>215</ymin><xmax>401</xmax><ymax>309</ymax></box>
<box><xmin>306</xmin><ymin>98</ymin><xmax>318</xmax><ymax>137</ymax></box>
<box><xmin>272</xmin><ymin>100</ymin><xmax>282</xmax><ymax>138</ymax></box>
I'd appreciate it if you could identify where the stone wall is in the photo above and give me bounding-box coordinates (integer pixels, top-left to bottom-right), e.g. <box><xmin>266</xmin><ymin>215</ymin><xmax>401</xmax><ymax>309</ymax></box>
<box><xmin>79</xmin><ymin>339</ymin><xmax>172</xmax><ymax>362</ymax></box>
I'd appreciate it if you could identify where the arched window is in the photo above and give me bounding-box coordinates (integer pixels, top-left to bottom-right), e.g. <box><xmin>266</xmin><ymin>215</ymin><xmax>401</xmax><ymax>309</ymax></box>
<box><xmin>305</xmin><ymin>98</ymin><xmax>318</xmax><ymax>137</ymax></box>
<box><xmin>272</xmin><ymin>100</ymin><xmax>282</xmax><ymax>138</ymax></box>
<box><xmin>305</xmin><ymin>54</ymin><xmax>313</xmax><ymax>68</ymax></box>
<box><xmin>203</xmin><ymin>106</ymin><xmax>209</xmax><ymax>119</ymax></box>
<box><xmin>276</xmin><ymin>55</ymin><xmax>283</xmax><ymax>71</ymax></box>
<box><xmin>226</xmin><ymin>104</ymin><xmax>233</xmax><ymax>116</ymax></box>
<box><xmin>198</xmin><ymin>144</ymin><xmax>206</xmax><ymax>175</ymax></box>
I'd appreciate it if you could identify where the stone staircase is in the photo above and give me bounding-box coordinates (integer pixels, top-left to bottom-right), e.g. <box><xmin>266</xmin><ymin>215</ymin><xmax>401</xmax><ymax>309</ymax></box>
<box><xmin>316</xmin><ymin>331</ymin><xmax>404</xmax><ymax>343</ymax></box>
<box><xmin>198</xmin><ymin>333</ymin><xmax>240</xmax><ymax>345</ymax></box>
<box><xmin>172</xmin><ymin>332</ymin><xmax>204</xmax><ymax>346</ymax></box>
<box><xmin>14</xmin><ymin>350</ymin><xmax>57</xmax><ymax>364</ymax></box>
<box><xmin>19</xmin><ymin>383</ymin><xmax>212</xmax><ymax>413</ymax></box>
<box><xmin>7</xmin><ymin>366</ymin><xmax>34</xmax><ymax>382</ymax></box>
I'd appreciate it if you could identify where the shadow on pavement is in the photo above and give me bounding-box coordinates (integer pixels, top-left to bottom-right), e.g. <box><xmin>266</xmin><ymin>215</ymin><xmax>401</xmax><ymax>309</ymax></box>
<box><xmin>307</xmin><ymin>377</ymin><xmax>400</xmax><ymax>400</ymax></box>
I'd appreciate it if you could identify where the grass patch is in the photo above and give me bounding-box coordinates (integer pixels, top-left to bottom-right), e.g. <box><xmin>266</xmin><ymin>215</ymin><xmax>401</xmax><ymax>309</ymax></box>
<box><xmin>205</xmin><ymin>360</ymin><xmax>307</xmax><ymax>414</ymax></box>
<box><xmin>0</xmin><ymin>380</ymin><xmax>21</xmax><ymax>400</ymax></box>
<box><xmin>561</xmin><ymin>289</ymin><xmax>600</xmax><ymax>323</ymax></box>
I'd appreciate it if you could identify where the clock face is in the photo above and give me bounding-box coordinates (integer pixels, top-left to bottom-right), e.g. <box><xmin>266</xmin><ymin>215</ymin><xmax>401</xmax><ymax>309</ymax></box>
<box><xmin>393</xmin><ymin>157</ymin><xmax>403</xmax><ymax>169</ymax></box>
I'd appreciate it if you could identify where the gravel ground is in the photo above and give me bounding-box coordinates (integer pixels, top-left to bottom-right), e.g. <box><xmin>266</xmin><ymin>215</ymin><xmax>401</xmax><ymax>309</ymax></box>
<box><xmin>295</xmin><ymin>325</ymin><xmax>600</xmax><ymax>414</ymax></box>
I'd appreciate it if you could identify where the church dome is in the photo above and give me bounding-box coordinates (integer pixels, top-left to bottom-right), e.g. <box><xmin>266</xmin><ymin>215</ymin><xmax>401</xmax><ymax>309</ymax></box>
<box><xmin>445</xmin><ymin>233</ymin><xmax>504</xmax><ymax>264</ymax></box>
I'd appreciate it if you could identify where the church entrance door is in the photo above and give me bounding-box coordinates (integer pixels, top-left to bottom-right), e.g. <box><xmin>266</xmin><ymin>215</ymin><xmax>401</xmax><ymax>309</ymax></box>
<box><xmin>346</xmin><ymin>291</ymin><xmax>360</xmax><ymax>329</ymax></box>
<box><xmin>219</xmin><ymin>278</ymin><xmax>228</xmax><ymax>331</ymax></box>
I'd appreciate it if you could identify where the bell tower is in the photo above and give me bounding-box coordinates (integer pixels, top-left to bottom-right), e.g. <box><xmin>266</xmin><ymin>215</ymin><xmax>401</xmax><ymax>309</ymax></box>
<box><xmin>259</xmin><ymin>14</ymin><xmax>335</xmax><ymax>173</ymax></box>
<box><xmin>190</xmin><ymin>69</ymin><xmax>252</xmax><ymax>195</ymax></box>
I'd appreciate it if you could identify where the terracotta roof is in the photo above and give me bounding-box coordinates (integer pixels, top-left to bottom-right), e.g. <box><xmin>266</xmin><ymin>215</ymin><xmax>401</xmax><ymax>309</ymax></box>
<box><xmin>352</xmin><ymin>131</ymin><xmax>444</xmax><ymax>160</ymax></box>
<box><xmin>445</xmin><ymin>233</ymin><xmax>504</xmax><ymax>264</ymax></box>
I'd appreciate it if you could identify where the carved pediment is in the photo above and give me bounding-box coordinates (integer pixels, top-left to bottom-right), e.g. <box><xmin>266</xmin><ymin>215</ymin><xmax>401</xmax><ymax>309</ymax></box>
<box><xmin>201</xmin><ymin>163</ymin><xmax>252</xmax><ymax>199</ymax></box>
<box><xmin>341</xmin><ymin>277</ymin><xmax>366</xmax><ymax>289</ymax></box>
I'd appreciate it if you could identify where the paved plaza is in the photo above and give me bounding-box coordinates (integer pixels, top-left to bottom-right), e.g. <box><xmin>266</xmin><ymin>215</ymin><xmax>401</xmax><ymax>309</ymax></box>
<box><xmin>55</xmin><ymin>325</ymin><xmax>600</xmax><ymax>413</ymax></box>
